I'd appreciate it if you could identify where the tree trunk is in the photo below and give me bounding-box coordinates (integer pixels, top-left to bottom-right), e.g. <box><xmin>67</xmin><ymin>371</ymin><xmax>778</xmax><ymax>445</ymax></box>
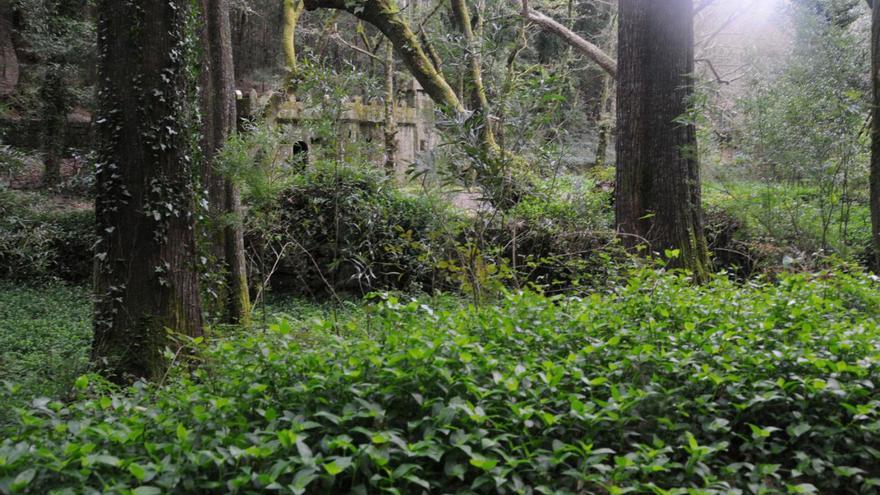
<box><xmin>861</xmin><ymin>0</ymin><xmax>876</xmax><ymax>269</ymax></box>
<box><xmin>0</xmin><ymin>0</ymin><xmax>18</xmax><ymax>97</ymax></box>
<box><xmin>93</xmin><ymin>0</ymin><xmax>204</xmax><ymax>381</ymax></box>
<box><xmin>450</xmin><ymin>0</ymin><xmax>496</xmax><ymax>148</ymax></box>
<box><xmin>40</xmin><ymin>65</ymin><xmax>66</xmax><ymax>187</ymax></box>
<box><xmin>201</xmin><ymin>0</ymin><xmax>252</xmax><ymax>326</ymax></box>
<box><xmin>283</xmin><ymin>0</ymin><xmax>304</xmax><ymax>78</ymax></box>
<box><xmin>615</xmin><ymin>0</ymin><xmax>709</xmax><ymax>279</ymax></box>
<box><xmin>383</xmin><ymin>41</ymin><xmax>398</xmax><ymax>176</ymax></box>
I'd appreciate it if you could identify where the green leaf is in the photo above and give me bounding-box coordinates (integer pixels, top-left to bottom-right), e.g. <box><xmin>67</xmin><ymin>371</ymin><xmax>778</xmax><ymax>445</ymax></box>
<box><xmin>128</xmin><ymin>463</ymin><xmax>147</xmax><ymax>481</ymax></box>
<box><xmin>787</xmin><ymin>483</ymin><xmax>818</xmax><ymax>494</ymax></box>
<box><xmin>176</xmin><ymin>424</ymin><xmax>189</xmax><ymax>443</ymax></box>
<box><xmin>74</xmin><ymin>375</ymin><xmax>89</xmax><ymax>390</ymax></box>
<box><xmin>323</xmin><ymin>456</ymin><xmax>353</xmax><ymax>476</ymax></box>
<box><xmin>787</xmin><ymin>422</ymin><xmax>811</xmax><ymax>438</ymax></box>
<box><xmin>469</xmin><ymin>454</ymin><xmax>498</xmax><ymax>471</ymax></box>
<box><xmin>133</xmin><ymin>487</ymin><xmax>162</xmax><ymax>495</ymax></box>
<box><xmin>11</xmin><ymin>468</ymin><xmax>36</xmax><ymax>492</ymax></box>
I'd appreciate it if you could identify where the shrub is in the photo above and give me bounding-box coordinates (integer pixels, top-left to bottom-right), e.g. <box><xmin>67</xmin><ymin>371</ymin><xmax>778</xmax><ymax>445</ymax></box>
<box><xmin>3</xmin><ymin>267</ymin><xmax>880</xmax><ymax>493</ymax></box>
<box><xmin>703</xmin><ymin>182</ymin><xmax>872</xmax><ymax>272</ymax></box>
<box><xmin>248</xmin><ymin>164</ymin><xmax>457</xmax><ymax>297</ymax></box>
<box><xmin>0</xmin><ymin>188</ymin><xmax>94</xmax><ymax>282</ymax></box>
<box><xmin>465</xmin><ymin>176</ymin><xmax>626</xmax><ymax>296</ymax></box>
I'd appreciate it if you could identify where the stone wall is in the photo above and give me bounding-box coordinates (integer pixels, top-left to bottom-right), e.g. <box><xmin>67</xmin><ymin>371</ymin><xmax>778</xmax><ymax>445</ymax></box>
<box><xmin>241</xmin><ymin>80</ymin><xmax>437</xmax><ymax>178</ymax></box>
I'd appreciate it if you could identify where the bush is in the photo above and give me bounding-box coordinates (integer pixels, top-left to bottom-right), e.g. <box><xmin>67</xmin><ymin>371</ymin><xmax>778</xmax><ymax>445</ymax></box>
<box><xmin>249</xmin><ymin>164</ymin><xmax>457</xmax><ymax>297</ymax></box>
<box><xmin>250</xmin><ymin>169</ymin><xmax>625</xmax><ymax>300</ymax></box>
<box><xmin>0</xmin><ymin>188</ymin><xmax>94</xmax><ymax>282</ymax></box>
<box><xmin>703</xmin><ymin>182</ymin><xmax>872</xmax><ymax>272</ymax></box>
<box><xmin>2</xmin><ymin>267</ymin><xmax>880</xmax><ymax>493</ymax></box>
<box><xmin>458</xmin><ymin>176</ymin><xmax>625</xmax><ymax>297</ymax></box>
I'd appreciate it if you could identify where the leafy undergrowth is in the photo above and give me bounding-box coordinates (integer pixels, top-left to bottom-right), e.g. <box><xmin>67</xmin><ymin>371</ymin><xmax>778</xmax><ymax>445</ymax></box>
<box><xmin>3</xmin><ymin>269</ymin><xmax>880</xmax><ymax>494</ymax></box>
<box><xmin>0</xmin><ymin>283</ymin><xmax>91</xmax><ymax>424</ymax></box>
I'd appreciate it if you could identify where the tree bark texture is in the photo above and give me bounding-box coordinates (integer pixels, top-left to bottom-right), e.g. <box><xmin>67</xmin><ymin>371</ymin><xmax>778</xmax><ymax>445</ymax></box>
<box><xmin>201</xmin><ymin>0</ymin><xmax>252</xmax><ymax>326</ymax></box>
<box><xmin>872</xmin><ymin>0</ymin><xmax>880</xmax><ymax>271</ymax></box>
<box><xmin>615</xmin><ymin>0</ymin><xmax>709</xmax><ymax>278</ymax></box>
<box><xmin>0</xmin><ymin>0</ymin><xmax>18</xmax><ymax>96</ymax></box>
<box><xmin>93</xmin><ymin>0</ymin><xmax>204</xmax><ymax>381</ymax></box>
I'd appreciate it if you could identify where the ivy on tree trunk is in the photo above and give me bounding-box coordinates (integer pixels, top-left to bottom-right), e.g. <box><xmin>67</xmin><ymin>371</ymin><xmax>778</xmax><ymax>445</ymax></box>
<box><xmin>92</xmin><ymin>0</ymin><xmax>204</xmax><ymax>381</ymax></box>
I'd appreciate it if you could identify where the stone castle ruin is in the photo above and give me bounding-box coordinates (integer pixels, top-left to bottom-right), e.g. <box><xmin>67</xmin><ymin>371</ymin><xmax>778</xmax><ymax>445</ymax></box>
<box><xmin>2</xmin><ymin>79</ymin><xmax>438</xmax><ymax>180</ymax></box>
<box><xmin>237</xmin><ymin>79</ymin><xmax>438</xmax><ymax>178</ymax></box>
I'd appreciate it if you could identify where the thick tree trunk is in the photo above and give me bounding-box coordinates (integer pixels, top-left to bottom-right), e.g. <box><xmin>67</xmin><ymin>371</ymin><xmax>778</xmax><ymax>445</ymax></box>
<box><xmin>871</xmin><ymin>0</ymin><xmax>880</xmax><ymax>271</ymax></box>
<box><xmin>93</xmin><ymin>0</ymin><xmax>204</xmax><ymax>381</ymax></box>
<box><xmin>615</xmin><ymin>0</ymin><xmax>709</xmax><ymax>279</ymax></box>
<box><xmin>201</xmin><ymin>0</ymin><xmax>252</xmax><ymax>326</ymax></box>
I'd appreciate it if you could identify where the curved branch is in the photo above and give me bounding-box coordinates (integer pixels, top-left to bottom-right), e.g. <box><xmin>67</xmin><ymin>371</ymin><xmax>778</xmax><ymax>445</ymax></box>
<box><xmin>516</xmin><ymin>0</ymin><xmax>617</xmax><ymax>78</ymax></box>
<box><xmin>303</xmin><ymin>0</ymin><xmax>464</xmax><ymax>113</ymax></box>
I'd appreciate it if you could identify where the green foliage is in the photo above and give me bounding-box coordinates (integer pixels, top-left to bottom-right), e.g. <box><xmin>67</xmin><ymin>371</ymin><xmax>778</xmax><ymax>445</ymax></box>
<box><xmin>0</xmin><ymin>188</ymin><xmax>94</xmax><ymax>281</ymax></box>
<box><xmin>472</xmin><ymin>175</ymin><xmax>625</xmax><ymax>296</ymax></box>
<box><xmin>8</xmin><ymin>0</ymin><xmax>96</xmax><ymax>117</ymax></box>
<box><xmin>729</xmin><ymin>2</ymin><xmax>870</xmax><ymax>266</ymax></box>
<box><xmin>249</xmin><ymin>163</ymin><xmax>456</xmax><ymax>297</ymax></box>
<box><xmin>0</xmin><ymin>282</ymin><xmax>90</xmax><ymax>425</ymax></box>
<box><xmin>248</xmin><ymin>166</ymin><xmax>622</xmax><ymax>300</ymax></box>
<box><xmin>3</xmin><ymin>268</ymin><xmax>880</xmax><ymax>493</ymax></box>
<box><xmin>704</xmin><ymin>181</ymin><xmax>872</xmax><ymax>269</ymax></box>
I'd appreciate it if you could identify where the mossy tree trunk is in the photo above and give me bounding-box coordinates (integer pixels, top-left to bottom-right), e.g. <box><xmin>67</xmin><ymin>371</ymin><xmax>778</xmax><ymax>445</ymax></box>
<box><xmin>383</xmin><ymin>41</ymin><xmax>398</xmax><ymax>176</ymax></box>
<box><xmin>93</xmin><ymin>0</ymin><xmax>204</xmax><ymax>382</ymax></box>
<box><xmin>615</xmin><ymin>0</ymin><xmax>710</xmax><ymax>279</ymax></box>
<box><xmin>201</xmin><ymin>0</ymin><xmax>252</xmax><ymax>326</ymax></box>
<box><xmin>283</xmin><ymin>0</ymin><xmax>304</xmax><ymax>81</ymax></box>
<box><xmin>450</xmin><ymin>0</ymin><xmax>496</xmax><ymax>149</ymax></box>
<box><xmin>303</xmin><ymin>0</ymin><xmax>464</xmax><ymax>113</ymax></box>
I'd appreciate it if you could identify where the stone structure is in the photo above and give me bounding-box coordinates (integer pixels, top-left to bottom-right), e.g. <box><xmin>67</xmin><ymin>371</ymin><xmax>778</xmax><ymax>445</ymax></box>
<box><xmin>238</xmin><ymin>79</ymin><xmax>437</xmax><ymax>178</ymax></box>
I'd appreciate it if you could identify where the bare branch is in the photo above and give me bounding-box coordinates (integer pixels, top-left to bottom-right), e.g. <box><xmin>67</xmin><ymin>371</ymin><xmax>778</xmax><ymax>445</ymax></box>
<box><xmin>696</xmin><ymin>58</ymin><xmax>730</xmax><ymax>84</ymax></box>
<box><xmin>331</xmin><ymin>32</ymin><xmax>386</xmax><ymax>64</ymax></box>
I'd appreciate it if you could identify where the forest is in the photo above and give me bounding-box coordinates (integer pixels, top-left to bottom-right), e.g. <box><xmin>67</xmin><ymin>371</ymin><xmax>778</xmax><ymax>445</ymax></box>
<box><xmin>2</xmin><ymin>0</ymin><xmax>880</xmax><ymax>493</ymax></box>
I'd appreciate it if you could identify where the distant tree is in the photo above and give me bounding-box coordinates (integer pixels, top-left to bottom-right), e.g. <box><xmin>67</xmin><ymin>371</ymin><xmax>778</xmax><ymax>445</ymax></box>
<box><xmin>615</xmin><ymin>0</ymin><xmax>710</xmax><ymax>278</ymax></box>
<box><xmin>12</xmin><ymin>0</ymin><xmax>94</xmax><ymax>186</ymax></box>
<box><xmin>92</xmin><ymin>0</ymin><xmax>204</xmax><ymax>381</ymax></box>
<box><xmin>0</xmin><ymin>0</ymin><xmax>19</xmax><ymax>97</ymax></box>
